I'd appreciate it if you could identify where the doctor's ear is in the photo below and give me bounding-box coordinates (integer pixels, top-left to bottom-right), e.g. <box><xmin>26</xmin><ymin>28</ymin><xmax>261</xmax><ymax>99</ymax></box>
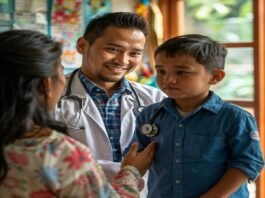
<box><xmin>76</xmin><ymin>37</ymin><xmax>87</xmax><ymax>54</ymax></box>
<box><xmin>209</xmin><ymin>69</ymin><xmax>225</xmax><ymax>85</ymax></box>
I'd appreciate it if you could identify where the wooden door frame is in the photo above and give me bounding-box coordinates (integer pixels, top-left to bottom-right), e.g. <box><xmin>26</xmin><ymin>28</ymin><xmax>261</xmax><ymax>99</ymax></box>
<box><xmin>158</xmin><ymin>0</ymin><xmax>184</xmax><ymax>40</ymax></box>
<box><xmin>254</xmin><ymin>0</ymin><xmax>265</xmax><ymax>197</ymax></box>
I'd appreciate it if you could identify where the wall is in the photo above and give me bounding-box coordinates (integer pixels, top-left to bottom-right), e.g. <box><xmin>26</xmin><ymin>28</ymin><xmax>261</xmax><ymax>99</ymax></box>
<box><xmin>111</xmin><ymin>0</ymin><xmax>135</xmax><ymax>12</ymax></box>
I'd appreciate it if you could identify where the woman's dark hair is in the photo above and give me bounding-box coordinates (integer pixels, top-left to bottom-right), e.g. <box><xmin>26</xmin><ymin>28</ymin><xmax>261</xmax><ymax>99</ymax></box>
<box><xmin>83</xmin><ymin>12</ymin><xmax>149</xmax><ymax>45</ymax></box>
<box><xmin>0</xmin><ymin>30</ymin><xmax>67</xmax><ymax>182</ymax></box>
<box><xmin>154</xmin><ymin>34</ymin><xmax>228</xmax><ymax>71</ymax></box>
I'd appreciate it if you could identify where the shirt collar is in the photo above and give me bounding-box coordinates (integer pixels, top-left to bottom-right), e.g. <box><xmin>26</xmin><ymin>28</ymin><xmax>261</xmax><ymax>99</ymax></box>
<box><xmin>78</xmin><ymin>69</ymin><xmax>133</xmax><ymax>95</ymax></box>
<box><xmin>78</xmin><ymin>69</ymin><xmax>98</xmax><ymax>94</ymax></box>
<box><xmin>119</xmin><ymin>78</ymin><xmax>133</xmax><ymax>95</ymax></box>
<box><xmin>162</xmin><ymin>91</ymin><xmax>224</xmax><ymax>115</ymax></box>
<box><xmin>200</xmin><ymin>91</ymin><xmax>224</xmax><ymax>113</ymax></box>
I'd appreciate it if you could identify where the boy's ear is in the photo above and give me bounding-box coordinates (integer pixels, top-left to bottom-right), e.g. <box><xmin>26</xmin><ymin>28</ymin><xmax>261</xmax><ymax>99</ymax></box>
<box><xmin>209</xmin><ymin>69</ymin><xmax>225</xmax><ymax>85</ymax></box>
<box><xmin>76</xmin><ymin>37</ymin><xmax>87</xmax><ymax>54</ymax></box>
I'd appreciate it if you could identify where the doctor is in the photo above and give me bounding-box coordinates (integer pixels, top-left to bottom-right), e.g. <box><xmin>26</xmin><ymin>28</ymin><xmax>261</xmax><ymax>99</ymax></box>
<box><xmin>53</xmin><ymin>11</ymin><xmax>166</xmax><ymax>190</ymax></box>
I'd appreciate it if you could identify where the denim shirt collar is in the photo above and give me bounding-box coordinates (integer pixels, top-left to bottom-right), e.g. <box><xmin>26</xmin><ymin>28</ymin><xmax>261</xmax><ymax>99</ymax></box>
<box><xmin>162</xmin><ymin>91</ymin><xmax>224</xmax><ymax>117</ymax></box>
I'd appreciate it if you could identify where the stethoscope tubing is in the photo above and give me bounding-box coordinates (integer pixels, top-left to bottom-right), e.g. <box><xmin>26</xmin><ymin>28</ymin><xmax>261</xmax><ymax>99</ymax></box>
<box><xmin>59</xmin><ymin>68</ymin><xmax>163</xmax><ymax>137</ymax></box>
<box><xmin>63</xmin><ymin>69</ymin><xmax>143</xmax><ymax>109</ymax></box>
<box><xmin>58</xmin><ymin>68</ymin><xmax>145</xmax><ymax>128</ymax></box>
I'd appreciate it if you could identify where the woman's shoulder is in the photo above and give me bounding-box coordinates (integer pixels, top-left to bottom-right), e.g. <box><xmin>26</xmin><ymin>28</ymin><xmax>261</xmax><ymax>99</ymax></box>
<box><xmin>49</xmin><ymin>131</ymin><xmax>92</xmax><ymax>155</ymax></box>
<box><xmin>8</xmin><ymin>131</ymin><xmax>92</xmax><ymax>163</ymax></box>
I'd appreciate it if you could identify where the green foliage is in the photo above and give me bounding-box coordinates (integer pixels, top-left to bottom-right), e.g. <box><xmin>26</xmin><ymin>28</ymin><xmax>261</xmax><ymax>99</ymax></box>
<box><xmin>185</xmin><ymin>0</ymin><xmax>252</xmax><ymax>41</ymax></box>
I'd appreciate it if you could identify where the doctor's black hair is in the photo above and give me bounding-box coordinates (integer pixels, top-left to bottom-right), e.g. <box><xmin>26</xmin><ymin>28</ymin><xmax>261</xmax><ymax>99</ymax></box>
<box><xmin>0</xmin><ymin>30</ymin><xmax>67</xmax><ymax>182</ymax></box>
<box><xmin>154</xmin><ymin>34</ymin><xmax>228</xmax><ymax>71</ymax></box>
<box><xmin>83</xmin><ymin>12</ymin><xmax>149</xmax><ymax>45</ymax></box>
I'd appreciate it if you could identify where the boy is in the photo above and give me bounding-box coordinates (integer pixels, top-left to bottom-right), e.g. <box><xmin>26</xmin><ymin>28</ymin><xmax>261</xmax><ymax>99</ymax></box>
<box><xmin>129</xmin><ymin>34</ymin><xmax>264</xmax><ymax>197</ymax></box>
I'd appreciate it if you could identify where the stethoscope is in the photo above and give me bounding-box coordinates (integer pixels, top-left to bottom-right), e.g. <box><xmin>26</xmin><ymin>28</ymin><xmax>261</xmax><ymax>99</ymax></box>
<box><xmin>58</xmin><ymin>68</ymin><xmax>163</xmax><ymax>137</ymax></box>
<box><xmin>57</xmin><ymin>69</ymin><xmax>85</xmax><ymax>130</ymax></box>
<box><xmin>57</xmin><ymin>68</ymin><xmax>147</xmax><ymax>130</ymax></box>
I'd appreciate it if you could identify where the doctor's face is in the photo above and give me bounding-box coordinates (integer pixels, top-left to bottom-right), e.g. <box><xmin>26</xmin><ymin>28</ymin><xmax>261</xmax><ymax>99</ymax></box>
<box><xmin>77</xmin><ymin>26</ymin><xmax>146</xmax><ymax>87</ymax></box>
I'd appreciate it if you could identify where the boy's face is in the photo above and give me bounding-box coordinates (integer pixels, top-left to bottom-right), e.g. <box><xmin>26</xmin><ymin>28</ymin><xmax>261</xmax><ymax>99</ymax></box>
<box><xmin>155</xmin><ymin>52</ymin><xmax>224</xmax><ymax>111</ymax></box>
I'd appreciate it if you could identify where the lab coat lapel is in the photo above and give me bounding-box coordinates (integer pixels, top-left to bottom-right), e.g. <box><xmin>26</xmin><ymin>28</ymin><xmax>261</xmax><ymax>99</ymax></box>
<box><xmin>70</xmin><ymin>72</ymin><xmax>107</xmax><ymax>134</ymax></box>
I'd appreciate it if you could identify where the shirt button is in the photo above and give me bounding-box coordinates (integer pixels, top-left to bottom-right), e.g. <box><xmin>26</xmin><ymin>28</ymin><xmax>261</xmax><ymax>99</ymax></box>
<box><xmin>178</xmin><ymin>124</ymin><xmax>183</xmax><ymax>128</ymax></box>
<box><xmin>176</xmin><ymin>159</ymin><xmax>181</xmax><ymax>163</ymax></box>
<box><xmin>176</xmin><ymin>180</ymin><xmax>181</xmax><ymax>184</ymax></box>
<box><xmin>176</xmin><ymin>142</ymin><xmax>181</xmax><ymax>146</ymax></box>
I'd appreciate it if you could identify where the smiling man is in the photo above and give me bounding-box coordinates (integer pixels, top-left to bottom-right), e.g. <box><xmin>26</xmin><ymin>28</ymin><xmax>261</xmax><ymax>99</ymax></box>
<box><xmin>53</xmin><ymin>12</ymin><xmax>166</xmax><ymax>197</ymax></box>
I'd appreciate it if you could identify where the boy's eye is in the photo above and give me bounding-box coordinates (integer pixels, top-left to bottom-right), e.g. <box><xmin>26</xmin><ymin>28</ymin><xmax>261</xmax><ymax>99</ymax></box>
<box><xmin>176</xmin><ymin>71</ymin><xmax>190</xmax><ymax>75</ymax></box>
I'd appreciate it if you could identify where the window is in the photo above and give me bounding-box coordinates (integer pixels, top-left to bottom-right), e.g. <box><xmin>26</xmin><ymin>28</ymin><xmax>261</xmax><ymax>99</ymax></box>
<box><xmin>184</xmin><ymin>0</ymin><xmax>254</xmax><ymax>103</ymax></box>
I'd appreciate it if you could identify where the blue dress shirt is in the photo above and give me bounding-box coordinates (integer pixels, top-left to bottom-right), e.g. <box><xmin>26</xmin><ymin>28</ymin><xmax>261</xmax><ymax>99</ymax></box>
<box><xmin>132</xmin><ymin>92</ymin><xmax>264</xmax><ymax>198</ymax></box>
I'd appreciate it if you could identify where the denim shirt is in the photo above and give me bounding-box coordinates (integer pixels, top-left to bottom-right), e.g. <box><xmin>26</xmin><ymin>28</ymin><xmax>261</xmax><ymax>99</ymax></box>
<box><xmin>132</xmin><ymin>92</ymin><xmax>264</xmax><ymax>198</ymax></box>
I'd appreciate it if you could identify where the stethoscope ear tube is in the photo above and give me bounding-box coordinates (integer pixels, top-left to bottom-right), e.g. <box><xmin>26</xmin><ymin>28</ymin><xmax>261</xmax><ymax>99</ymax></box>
<box><xmin>129</xmin><ymin>83</ymin><xmax>145</xmax><ymax>116</ymax></box>
<box><xmin>57</xmin><ymin>68</ymin><xmax>81</xmax><ymax>109</ymax></box>
<box><xmin>65</xmin><ymin>68</ymin><xmax>79</xmax><ymax>96</ymax></box>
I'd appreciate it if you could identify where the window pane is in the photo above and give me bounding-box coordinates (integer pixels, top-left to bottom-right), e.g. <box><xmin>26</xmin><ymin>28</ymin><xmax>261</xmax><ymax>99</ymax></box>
<box><xmin>0</xmin><ymin>1</ymin><xmax>11</xmax><ymax>26</ymax></box>
<box><xmin>211</xmin><ymin>48</ymin><xmax>254</xmax><ymax>100</ymax></box>
<box><xmin>184</xmin><ymin>0</ymin><xmax>253</xmax><ymax>42</ymax></box>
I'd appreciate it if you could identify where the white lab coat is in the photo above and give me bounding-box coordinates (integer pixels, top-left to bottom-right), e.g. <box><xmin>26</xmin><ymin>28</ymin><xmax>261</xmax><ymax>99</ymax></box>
<box><xmin>53</xmin><ymin>71</ymin><xmax>166</xmax><ymax>196</ymax></box>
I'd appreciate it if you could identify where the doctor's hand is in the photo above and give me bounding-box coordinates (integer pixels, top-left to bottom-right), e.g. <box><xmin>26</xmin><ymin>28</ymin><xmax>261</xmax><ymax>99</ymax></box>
<box><xmin>121</xmin><ymin>142</ymin><xmax>157</xmax><ymax>176</ymax></box>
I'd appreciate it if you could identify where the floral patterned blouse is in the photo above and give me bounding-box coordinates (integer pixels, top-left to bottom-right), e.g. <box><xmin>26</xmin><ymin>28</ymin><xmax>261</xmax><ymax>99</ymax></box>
<box><xmin>0</xmin><ymin>131</ymin><xmax>144</xmax><ymax>197</ymax></box>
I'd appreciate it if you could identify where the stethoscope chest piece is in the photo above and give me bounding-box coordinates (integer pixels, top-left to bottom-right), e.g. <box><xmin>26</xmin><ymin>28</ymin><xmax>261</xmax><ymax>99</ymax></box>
<box><xmin>141</xmin><ymin>123</ymin><xmax>159</xmax><ymax>137</ymax></box>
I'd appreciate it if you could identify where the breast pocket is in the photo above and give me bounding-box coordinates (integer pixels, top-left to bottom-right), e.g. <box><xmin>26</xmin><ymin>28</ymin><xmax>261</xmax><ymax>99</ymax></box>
<box><xmin>184</xmin><ymin>134</ymin><xmax>227</xmax><ymax>161</ymax></box>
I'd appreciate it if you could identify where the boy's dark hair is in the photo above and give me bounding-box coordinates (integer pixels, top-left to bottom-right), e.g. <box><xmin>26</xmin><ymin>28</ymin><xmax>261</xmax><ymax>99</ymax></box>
<box><xmin>83</xmin><ymin>12</ymin><xmax>149</xmax><ymax>45</ymax></box>
<box><xmin>154</xmin><ymin>34</ymin><xmax>228</xmax><ymax>71</ymax></box>
<box><xmin>0</xmin><ymin>30</ymin><xmax>67</xmax><ymax>182</ymax></box>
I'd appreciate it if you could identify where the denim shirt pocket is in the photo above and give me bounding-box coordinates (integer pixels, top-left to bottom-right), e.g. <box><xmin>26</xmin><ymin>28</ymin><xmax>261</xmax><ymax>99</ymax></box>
<box><xmin>184</xmin><ymin>134</ymin><xmax>227</xmax><ymax>161</ymax></box>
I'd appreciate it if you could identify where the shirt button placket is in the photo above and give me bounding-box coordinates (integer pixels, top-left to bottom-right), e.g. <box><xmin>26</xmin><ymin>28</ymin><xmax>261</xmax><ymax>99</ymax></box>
<box><xmin>174</xmin><ymin>122</ymin><xmax>184</xmax><ymax>197</ymax></box>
